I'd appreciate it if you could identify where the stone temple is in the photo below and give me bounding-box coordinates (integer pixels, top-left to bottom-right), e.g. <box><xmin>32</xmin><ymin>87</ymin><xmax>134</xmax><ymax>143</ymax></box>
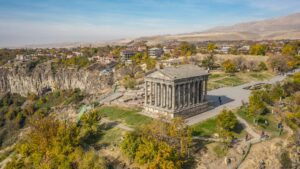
<box><xmin>144</xmin><ymin>64</ymin><xmax>210</xmax><ymax>118</ymax></box>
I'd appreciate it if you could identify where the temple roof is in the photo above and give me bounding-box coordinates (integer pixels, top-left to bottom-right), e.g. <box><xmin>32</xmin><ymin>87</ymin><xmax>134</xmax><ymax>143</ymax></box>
<box><xmin>146</xmin><ymin>64</ymin><xmax>208</xmax><ymax>80</ymax></box>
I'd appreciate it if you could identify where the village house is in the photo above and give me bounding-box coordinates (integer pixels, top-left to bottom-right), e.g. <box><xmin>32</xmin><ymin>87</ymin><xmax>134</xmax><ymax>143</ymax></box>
<box><xmin>120</xmin><ymin>50</ymin><xmax>135</xmax><ymax>62</ymax></box>
<box><xmin>238</xmin><ymin>45</ymin><xmax>250</xmax><ymax>54</ymax></box>
<box><xmin>149</xmin><ymin>47</ymin><xmax>164</xmax><ymax>59</ymax></box>
<box><xmin>15</xmin><ymin>55</ymin><xmax>32</xmax><ymax>61</ymax></box>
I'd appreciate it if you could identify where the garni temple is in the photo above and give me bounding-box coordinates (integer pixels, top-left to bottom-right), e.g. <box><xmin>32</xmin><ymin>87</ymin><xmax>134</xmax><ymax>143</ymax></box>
<box><xmin>144</xmin><ymin>64</ymin><xmax>211</xmax><ymax>118</ymax></box>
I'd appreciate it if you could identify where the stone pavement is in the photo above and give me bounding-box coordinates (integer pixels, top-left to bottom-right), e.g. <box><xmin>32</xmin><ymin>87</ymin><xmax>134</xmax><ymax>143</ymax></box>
<box><xmin>185</xmin><ymin>71</ymin><xmax>299</xmax><ymax>126</ymax></box>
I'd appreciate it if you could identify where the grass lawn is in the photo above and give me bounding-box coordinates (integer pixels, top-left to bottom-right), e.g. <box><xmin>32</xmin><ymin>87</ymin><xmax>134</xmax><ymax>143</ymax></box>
<box><xmin>191</xmin><ymin>118</ymin><xmax>218</xmax><ymax>137</ymax></box>
<box><xmin>208</xmin><ymin>71</ymin><xmax>274</xmax><ymax>90</ymax></box>
<box><xmin>191</xmin><ymin>117</ymin><xmax>247</xmax><ymax>138</ymax></box>
<box><xmin>97</xmin><ymin>106</ymin><xmax>152</xmax><ymax>128</ymax></box>
<box><xmin>237</xmin><ymin>107</ymin><xmax>282</xmax><ymax>137</ymax></box>
<box><xmin>98</xmin><ymin>128</ymin><xmax>124</xmax><ymax>146</ymax></box>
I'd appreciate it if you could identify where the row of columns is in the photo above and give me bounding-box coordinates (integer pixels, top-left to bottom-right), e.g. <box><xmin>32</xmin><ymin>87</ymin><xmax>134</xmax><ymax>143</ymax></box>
<box><xmin>145</xmin><ymin>78</ymin><xmax>208</xmax><ymax>111</ymax></box>
<box><xmin>145</xmin><ymin>82</ymin><xmax>174</xmax><ymax>110</ymax></box>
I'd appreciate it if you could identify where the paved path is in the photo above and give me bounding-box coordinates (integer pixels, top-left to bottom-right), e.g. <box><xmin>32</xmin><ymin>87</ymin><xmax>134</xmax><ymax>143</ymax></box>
<box><xmin>186</xmin><ymin>69</ymin><xmax>299</xmax><ymax>126</ymax></box>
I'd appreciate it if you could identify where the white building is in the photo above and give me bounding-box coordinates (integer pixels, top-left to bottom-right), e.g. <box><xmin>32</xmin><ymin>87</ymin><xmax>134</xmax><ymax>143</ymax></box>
<box><xmin>148</xmin><ymin>47</ymin><xmax>163</xmax><ymax>59</ymax></box>
<box><xmin>219</xmin><ymin>46</ymin><xmax>231</xmax><ymax>54</ymax></box>
<box><xmin>15</xmin><ymin>55</ymin><xmax>32</xmax><ymax>61</ymax></box>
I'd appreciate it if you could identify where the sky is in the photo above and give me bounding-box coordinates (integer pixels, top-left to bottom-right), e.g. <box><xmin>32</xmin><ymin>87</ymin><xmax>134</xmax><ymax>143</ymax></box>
<box><xmin>0</xmin><ymin>0</ymin><xmax>300</xmax><ymax>47</ymax></box>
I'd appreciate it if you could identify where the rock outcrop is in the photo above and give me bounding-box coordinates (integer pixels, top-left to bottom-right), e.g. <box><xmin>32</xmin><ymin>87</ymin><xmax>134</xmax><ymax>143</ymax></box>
<box><xmin>0</xmin><ymin>62</ymin><xmax>113</xmax><ymax>96</ymax></box>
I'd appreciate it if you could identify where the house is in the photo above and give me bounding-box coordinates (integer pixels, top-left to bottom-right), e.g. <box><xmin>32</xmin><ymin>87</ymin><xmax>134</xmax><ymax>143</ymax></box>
<box><xmin>238</xmin><ymin>45</ymin><xmax>250</xmax><ymax>54</ymax></box>
<box><xmin>219</xmin><ymin>46</ymin><xmax>231</xmax><ymax>54</ymax></box>
<box><xmin>15</xmin><ymin>55</ymin><xmax>32</xmax><ymax>61</ymax></box>
<box><xmin>120</xmin><ymin>50</ymin><xmax>135</xmax><ymax>61</ymax></box>
<box><xmin>148</xmin><ymin>47</ymin><xmax>163</xmax><ymax>59</ymax></box>
<box><xmin>163</xmin><ymin>46</ymin><xmax>173</xmax><ymax>54</ymax></box>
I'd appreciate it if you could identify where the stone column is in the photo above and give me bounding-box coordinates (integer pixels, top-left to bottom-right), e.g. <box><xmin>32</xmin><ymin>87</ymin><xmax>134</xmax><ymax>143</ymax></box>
<box><xmin>182</xmin><ymin>84</ymin><xmax>186</xmax><ymax>107</ymax></box>
<box><xmin>205</xmin><ymin>77</ymin><xmax>208</xmax><ymax>101</ymax></box>
<box><xmin>145</xmin><ymin>81</ymin><xmax>148</xmax><ymax>105</ymax></box>
<box><xmin>164</xmin><ymin>84</ymin><xmax>168</xmax><ymax>108</ymax></box>
<box><xmin>150</xmin><ymin>82</ymin><xmax>153</xmax><ymax>105</ymax></box>
<box><xmin>195</xmin><ymin>81</ymin><xmax>198</xmax><ymax>104</ymax></box>
<box><xmin>155</xmin><ymin>83</ymin><xmax>158</xmax><ymax>106</ymax></box>
<box><xmin>188</xmin><ymin>82</ymin><xmax>190</xmax><ymax>106</ymax></box>
<box><xmin>167</xmin><ymin>85</ymin><xmax>170</xmax><ymax>109</ymax></box>
<box><xmin>199</xmin><ymin>80</ymin><xmax>202</xmax><ymax>103</ymax></box>
<box><xmin>172</xmin><ymin>84</ymin><xmax>176</xmax><ymax>110</ymax></box>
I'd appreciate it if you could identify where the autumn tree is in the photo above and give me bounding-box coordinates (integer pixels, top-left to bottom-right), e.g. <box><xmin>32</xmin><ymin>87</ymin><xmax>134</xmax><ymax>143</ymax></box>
<box><xmin>282</xmin><ymin>43</ymin><xmax>298</xmax><ymax>56</ymax></box>
<box><xmin>207</xmin><ymin>43</ymin><xmax>217</xmax><ymax>54</ymax></box>
<box><xmin>216</xmin><ymin>109</ymin><xmax>238</xmax><ymax>141</ymax></box>
<box><xmin>250</xmin><ymin>44</ymin><xmax>268</xmax><ymax>56</ymax></box>
<box><xmin>121</xmin><ymin>117</ymin><xmax>192</xmax><ymax>169</ymax></box>
<box><xmin>222</xmin><ymin>59</ymin><xmax>237</xmax><ymax>73</ymax></box>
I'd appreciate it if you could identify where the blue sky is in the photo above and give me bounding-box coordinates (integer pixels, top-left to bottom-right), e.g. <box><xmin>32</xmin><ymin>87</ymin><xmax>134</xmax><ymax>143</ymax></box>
<box><xmin>0</xmin><ymin>0</ymin><xmax>300</xmax><ymax>47</ymax></box>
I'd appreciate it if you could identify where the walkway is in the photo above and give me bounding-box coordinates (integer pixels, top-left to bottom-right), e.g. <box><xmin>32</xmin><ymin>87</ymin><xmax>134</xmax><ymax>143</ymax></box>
<box><xmin>186</xmin><ymin>69</ymin><xmax>300</xmax><ymax>126</ymax></box>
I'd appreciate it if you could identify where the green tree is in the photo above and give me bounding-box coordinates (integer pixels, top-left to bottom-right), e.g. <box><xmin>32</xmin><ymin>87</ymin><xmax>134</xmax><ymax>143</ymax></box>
<box><xmin>216</xmin><ymin>109</ymin><xmax>238</xmax><ymax>131</ymax></box>
<box><xmin>258</xmin><ymin>62</ymin><xmax>268</xmax><ymax>71</ymax></box>
<box><xmin>248</xmin><ymin>91</ymin><xmax>268</xmax><ymax>115</ymax></box>
<box><xmin>202</xmin><ymin>54</ymin><xmax>215</xmax><ymax>70</ymax></box>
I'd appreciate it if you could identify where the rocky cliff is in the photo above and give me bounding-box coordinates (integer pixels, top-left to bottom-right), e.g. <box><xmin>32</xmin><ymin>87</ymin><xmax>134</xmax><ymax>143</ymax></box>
<box><xmin>0</xmin><ymin>62</ymin><xmax>113</xmax><ymax>96</ymax></box>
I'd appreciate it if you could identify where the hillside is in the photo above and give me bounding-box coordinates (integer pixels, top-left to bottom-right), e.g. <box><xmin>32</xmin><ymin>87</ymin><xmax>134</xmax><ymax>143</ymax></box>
<box><xmin>137</xmin><ymin>13</ymin><xmax>300</xmax><ymax>44</ymax></box>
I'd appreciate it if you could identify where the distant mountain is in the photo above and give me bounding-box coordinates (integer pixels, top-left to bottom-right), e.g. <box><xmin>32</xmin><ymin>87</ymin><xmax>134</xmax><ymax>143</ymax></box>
<box><xmin>137</xmin><ymin>13</ymin><xmax>300</xmax><ymax>44</ymax></box>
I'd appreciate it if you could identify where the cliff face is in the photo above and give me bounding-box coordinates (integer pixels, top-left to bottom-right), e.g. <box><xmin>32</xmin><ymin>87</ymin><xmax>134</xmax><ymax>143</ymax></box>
<box><xmin>0</xmin><ymin>62</ymin><xmax>113</xmax><ymax>96</ymax></box>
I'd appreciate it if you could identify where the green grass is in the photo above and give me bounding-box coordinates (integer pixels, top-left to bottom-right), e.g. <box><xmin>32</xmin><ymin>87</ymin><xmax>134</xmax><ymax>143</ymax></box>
<box><xmin>191</xmin><ymin>118</ymin><xmax>218</xmax><ymax>137</ymax></box>
<box><xmin>208</xmin><ymin>71</ymin><xmax>274</xmax><ymax>91</ymax></box>
<box><xmin>214</xmin><ymin>76</ymin><xmax>244</xmax><ymax>86</ymax></box>
<box><xmin>237</xmin><ymin>107</ymin><xmax>282</xmax><ymax>137</ymax></box>
<box><xmin>209</xmin><ymin>74</ymin><xmax>224</xmax><ymax>79</ymax></box>
<box><xmin>249</xmin><ymin>73</ymin><xmax>269</xmax><ymax>80</ymax></box>
<box><xmin>191</xmin><ymin>116</ymin><xmax>246</xmax><ymax>138</ymax></box>
<box><xmin>98</xmin><ymin>128</ymin><xmax>124</xmax><ymax>146</ymax></box>
<box><xmin>97</xmin><ymin>106</ymin><xmax>152</xmax><ymax>127</ymax></box>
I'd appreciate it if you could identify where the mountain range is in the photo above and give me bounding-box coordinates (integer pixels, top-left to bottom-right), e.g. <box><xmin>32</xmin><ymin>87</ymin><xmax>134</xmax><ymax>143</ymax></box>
<box><xmin>136</xmin><ymin>12</ymin><xmax>300</xmax><ymax>44</ymax></box>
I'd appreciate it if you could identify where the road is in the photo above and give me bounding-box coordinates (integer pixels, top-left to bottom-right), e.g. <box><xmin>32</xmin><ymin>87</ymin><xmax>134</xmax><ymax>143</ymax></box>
<box><xmin>186</xmin><ymin>70</ymin><xmax>299</xmax><ymax>126</ymax></box>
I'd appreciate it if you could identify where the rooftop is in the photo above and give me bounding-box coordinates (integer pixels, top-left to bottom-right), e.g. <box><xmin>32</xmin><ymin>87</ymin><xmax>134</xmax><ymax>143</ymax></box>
<box><xmin>146</xmin><ymin>64</ymin><xmax>208</xmax><ymax>80</ymax></box>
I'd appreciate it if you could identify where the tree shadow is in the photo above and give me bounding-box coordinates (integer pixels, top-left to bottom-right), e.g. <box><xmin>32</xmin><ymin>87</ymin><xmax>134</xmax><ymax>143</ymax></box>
<box><xmin>233</xmin><ymin>122</ymin><xmax>245</xmax><ymax>134</ymax></box>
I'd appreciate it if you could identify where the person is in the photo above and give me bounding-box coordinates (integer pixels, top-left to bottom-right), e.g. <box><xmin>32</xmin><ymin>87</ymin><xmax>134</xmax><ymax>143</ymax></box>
<box><xmin>218</xmin><ymin>96</ymin><xmax>222</xmax><ymax>105</ymax></box>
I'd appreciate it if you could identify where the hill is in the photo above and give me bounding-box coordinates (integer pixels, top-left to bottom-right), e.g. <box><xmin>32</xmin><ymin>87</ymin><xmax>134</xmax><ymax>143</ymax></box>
<box><xmin>137</xmin><ymin>13</ymin><xmax>300</xmax><ymax>44</ymax></box>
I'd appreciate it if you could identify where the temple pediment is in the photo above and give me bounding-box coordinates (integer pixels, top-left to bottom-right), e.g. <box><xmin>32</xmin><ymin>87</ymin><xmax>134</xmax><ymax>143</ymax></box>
<box><xmin>146</xmin><ymin>71</ymin><xmax>173</xmax><ymax>80</ymax></box>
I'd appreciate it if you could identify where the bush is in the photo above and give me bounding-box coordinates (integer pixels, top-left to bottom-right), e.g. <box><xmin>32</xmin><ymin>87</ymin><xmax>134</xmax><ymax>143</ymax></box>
<box><xmin>123</xmin><ymin>76</ymin><xmax>137</xmax><ymax>89</ymax></box>
<box><xmin>222</xmin><ymin>59</ymin><xmax>237</xmax><ymax>73</ymax></box>
<box><xmin>258</xmin><ymin>62</ymin><xmax>268</xmax><ymax>71</ymax></box>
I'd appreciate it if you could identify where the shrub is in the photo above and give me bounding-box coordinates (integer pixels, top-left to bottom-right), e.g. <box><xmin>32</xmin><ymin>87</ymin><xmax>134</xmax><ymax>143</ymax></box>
<box><xmin>222</xmin><ymin>59</ymin><xmax>237</xmax><ymax>73</ymax></box>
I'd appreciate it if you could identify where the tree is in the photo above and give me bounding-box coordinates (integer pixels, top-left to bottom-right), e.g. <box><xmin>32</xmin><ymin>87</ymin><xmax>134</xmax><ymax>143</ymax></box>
<box><xmin>258</xmin><ymin>61</ymin><xmax>268</xmax><ymax>71</ymax></box>
<box><xmin>282</xmin><ymin>44</ymin><xmax>297</xmax><ymax>56</ymax></box>
<box><xmin>120</xmin><ymin>118</ymin><xmax>192</xmax><ymax>169</ymax></box>
<box><xmin>202</xmin><ymin>54</ymin><xmax>215</xmax><ymax>70</ymax></box>
<box><xmin>6</xmin><ymin>115</ymin><xmax>106</xmax><ymax>169</ymax></box>
<box><xmin>250</xmin><ymin>44</ymin><xmax>268</xmax><ymax>55</ymax></box>
<box><xmin>234</xmin><ymin>57</ymin><xmax>246</xmax><ymax>71</ymax></box>
<box><xmin>267</xmin><ymin>55</ymin><xmax>289</xmax><ymax>72</ymax></box>
<box><xmin>207</xmin><ymin>43</ymin><xmax>217</xmax><ymax>54</ymax></box>
<box><xmin>216</xmin><ymin>109</ymin><xmax>238</xmax><ymax>131</ymax></box>
<box><xmin>178</xmin><ymin>41</ymin><xmax>196</xmax><ymax>56</ymax></box>
<box><xmin>222</xmin><ymin>59</ymin><xmax>237</xmax><ymax>73</ymax></box>
<box><xmin>248</xmin><ymin>91</ymin><xmax>268</xmax><ymax>115</ymax></box>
